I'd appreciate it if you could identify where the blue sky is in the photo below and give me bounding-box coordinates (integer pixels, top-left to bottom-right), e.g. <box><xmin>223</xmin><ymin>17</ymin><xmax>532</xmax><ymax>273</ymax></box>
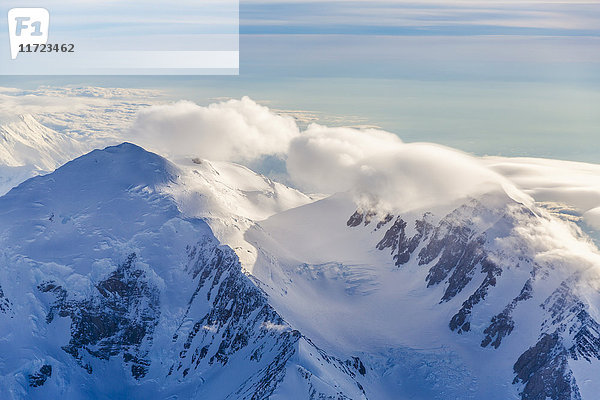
<box><xmin>1</xmin><ymin>0</ymin><xmax>599</xmax><ymax>161</ymax></box>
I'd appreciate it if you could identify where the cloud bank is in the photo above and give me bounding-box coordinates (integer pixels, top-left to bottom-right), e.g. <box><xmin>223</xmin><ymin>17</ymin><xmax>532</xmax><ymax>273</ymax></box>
<box><xmin>131</xmin><ymin>97</ymin><xmax>299</xmax><ymax>163</ymax></box>
<box><xmin>286</xmin><ymin>125</ymin><xmax>518</xmax><ymax>210</ymax></box>
<box><xmin>130</xmin><ymin>97</ymin><xmax>526</xmax><ymax>212</ymax></box>
<box><xmin>128</xmin><ymin>96</ymin><xmax>600</xmax><ymax>234</ymax></box>
<box><xmin>484</xmin><ymin>157</ymin><xmax>600</xmax><ymax>231</ymax></box>
<box><xmin>0</xmin><ymin>88</ymin><xmax>599</xmax><ymax>240</ymax></box>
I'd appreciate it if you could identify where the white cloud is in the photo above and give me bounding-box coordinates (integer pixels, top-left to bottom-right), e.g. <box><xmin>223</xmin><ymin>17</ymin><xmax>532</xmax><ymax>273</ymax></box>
<box><xmin>131</xmin><ymin>98</ymin><xmax>526</xmax><ymax>212</ymax></box>
<box><xmin>494</xmin><ymin>208</ymin><xmax>600</xmax><ymax>291</ymax></box>
<box><xmin>202</xmin><ymin>324</ymin><xmax>219</xmax><ymax>333</ymax></box>
<box><xmin>129</xmin><ymin>96</ymin><xmax>600</xmax><ymax>233</ymax></box>
<box><xmin>130</xmin><ymin>97</ymin><xmax>299</xmax><ymax>163</ymax></box>
<box><xmin>286</xmin><ymin>125</ymin><xmax>403</xmax><ymax>192</ymax></box>
<box><xmin>287</xmin><ymin>124</ymin><xmax>525</xmax><ymax>211</ymax></box>
<box><xmin>261</xmin><ymin>321</ymin><xmax>290</xmax><ymax>332</ymax></box>
<box><xmin>0</xmin><ymin>86</ymin><xmax>160</xmax><ymax>121</ymax></box>
<box><xmin>0</xmin><ymin>86</ymin><xmax>161</xmax><ymax>195</ymax></box>
<box><xmin>584</xmin><ymin>207</ymin><xmax>600</xmax><ymax>230</ymax></box>
<box><xmin>484</xmin><ymin>157</ymin><xmax>600</xmax><ymax>231</ymax></box>
<box><xmin>128</xmin><ymin>96</ymin><xmax>538</xmax><ymax>214</ymax></box>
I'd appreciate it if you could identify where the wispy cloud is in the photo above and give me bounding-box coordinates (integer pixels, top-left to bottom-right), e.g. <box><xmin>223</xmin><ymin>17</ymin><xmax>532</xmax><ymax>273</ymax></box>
<box><xmin>242</xmin><ymin>1</ymin><xmax>600</xmax><ymax>36</ymax></box>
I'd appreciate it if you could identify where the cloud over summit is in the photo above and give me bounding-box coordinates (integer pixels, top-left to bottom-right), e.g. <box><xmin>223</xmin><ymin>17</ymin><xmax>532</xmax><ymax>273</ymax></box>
<box><xmin>130</xmin><ymin>97</ymin><xmax>524</xmax><ymax>212</ymax></box>
<box><xmin>287</xmin><ymin>125</ymin><xmax>517</xmax><ymax>211</ymax></box>
<box><xmin>131</xmin><ymin>97</ymin><xmax>299</xmax><ymax>163</ymax></box>
<box><xmin>127</xmin><ymin>96</ymin><xmax>600</xmax><ymax>236</ymax></box>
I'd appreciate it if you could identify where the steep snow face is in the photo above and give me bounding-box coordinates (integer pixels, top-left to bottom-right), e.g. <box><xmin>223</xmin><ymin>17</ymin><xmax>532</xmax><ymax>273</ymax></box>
<box><xmin>246</xmin><ymin>190</ymin><xmax>600</xmax><ymax>400</ymax></box>
<box><xmin>0</xmin><ymin>114</ymin><xmax>83</xmax><ymax>170</ymax></box>
<box><xmin>164</xmin><ymin>157</ymin><xmax>317</xmax><ymax>269</ymax></box>
<box><xmin>0</xmin><ymin>87</ymin><xmax>163</xmax><ymax>196</ymax></box>
<box><xmin>0</xmin><ymin>93</ymin><xmax>315</xmax><ymax>269</ymax></box>
<box><xmin>0</xmin><ymin>114</ymin><xmax>87</xmax><ymax>195</ymax></box>
<box><xmin>0</xmin><ymin>144</ymin><xmax>366</xmax><ymax>400</ymax></box>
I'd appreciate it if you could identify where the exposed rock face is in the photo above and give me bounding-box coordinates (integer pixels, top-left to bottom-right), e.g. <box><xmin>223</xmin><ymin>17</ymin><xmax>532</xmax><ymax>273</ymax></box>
<box><xmin>0</xmin><ymin>285</ymin><xmax>11</xmax><ymax>313</ymax></box>
<box><xmin>171</xmin><ymin>237</ymin><xmax>365</xmax><ymax>399</ymax></box>
<box><xmin>448</xmin><ymin>258</ymin><xmax>502</xmax><ymax>334</ymax></box>
<box><xmin>513</xmin><ymin>333</ymin><xmax>581</xmax><ymax>400</ymax></box>
<box><xmin>29</xmin><ymin>229</ymin><xmax>364</xmax><ymax>399</ymax></box>
<box><xmin>376</xmin><ymin>214</ymin><xmax>433</xmax><ymax>267</ymax></box>
<box><xmin>346</xmin><ymin>210</ymin><xmax>377</xmax><ymax>228</ymax></box>
<box><xmin>418</xmin><ymin>203</ymin><xmax>495</xmax><ymax>303</ymax></box>
<box><xmin>346</xmin><ymin>356</ymin><xmax>367</xmax><ymax>376</ymax></box>
<box><xmin>4</xmin><ymin>143</ymin><xmax>600</xmax><ymax>400</ymax></box>
<box><xmin>0</xmin><ymin>144</ymin><xmax>370</xmax><ymax>400</ymax></box>
<box><xmin>570</xmin><ymin>312</ymin><xmax>600</xmax><ymax>362</ymax></box>
<box><xmin>359</xmin><ymin>200</ymin><xmax>510</xmax><ymax>335</ymax></box>
<box><xmin>482</xmin><ymin>279</ymin><xmax>533</xmax><ymax>349</ymax></box>
<box><xmin>171</xmin><ymin>237</ymin><xmax>298</xmax><ymax>392</ymax></box>
<box><xmin>28</xmin><ymin>365</ymin><xmax>52</xmax><ymax>388</ymax></box>
<box><xmin>346</xmin><ymin>211</ymin><xmax>364</xmax><ymax>227</ymax></box>
<box><xmin>39</xmin><ymin>253</ymin><xmax>160</xmax><ymax>379</ymax></box>
<box><xmin>542</xmin><ymin>283</ymin><xmax>600</xmax><ymax>362</ymax></box>
<box><xmin>348</xmin><ymin>199</ymin><xmax>599</xmax><ymax>400</ymax></box>
<box><xmin>29</xmin><ymin>230</ymin><xmax>364</xmax><ymax>399</ymax></box>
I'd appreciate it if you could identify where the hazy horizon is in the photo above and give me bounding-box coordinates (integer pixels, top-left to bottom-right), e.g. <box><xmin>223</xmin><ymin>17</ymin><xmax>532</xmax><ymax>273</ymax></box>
<box><xmin>1</xmin><ymin>0</ymin><xmax>599</xmax><ymax>162</ymax></box>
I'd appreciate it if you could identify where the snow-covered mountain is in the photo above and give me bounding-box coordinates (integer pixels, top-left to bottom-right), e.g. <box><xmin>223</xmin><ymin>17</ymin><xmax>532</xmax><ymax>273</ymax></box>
<box><xmin>0</xmin><ymin>114</ymin><xmax>87</xmax><ymax>195</ymax></box>
<box><xmin>0</xmin><ymin>143</ymin><xmax>367</xmax><ymax>399</ymax></box>
<box><xmin>0</xmin><ymin>86</ymin><xmax>160</xmax><ymax>196</ymax></box>
<box><xmin>1</xmin><ymin>142</ymin><xmax>599</xmax><ymax>400</ymax></box>
<box><xmin>247</xmin><ymin>189</ymin><xmax>600</xmax><ymax>400</ymax></box>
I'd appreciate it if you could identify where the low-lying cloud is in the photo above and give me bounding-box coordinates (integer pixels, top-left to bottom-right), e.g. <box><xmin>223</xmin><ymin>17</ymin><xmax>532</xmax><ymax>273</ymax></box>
<box><xmin>484</xmin><ymin>157</ymin><xmax>600</xmax><ymax>231</ymax></box>
<box><xmin>128</xmin><ymin>96</ymin><xmax>600</xmax><ymax>231</ymax></box>
<box><xmin>131</xmin><ymin>97</ymin><xmax>299</xmax><ymax>163</ymax></box>
<box><xmin>287</xmin><ymin>124</ymin><xmax>519</xmax><ymax>211</ymax></box>
<box><xmin>130</xmin><ymin>97</ymin><xmax>528</xmax><ymax>212</ymax></box>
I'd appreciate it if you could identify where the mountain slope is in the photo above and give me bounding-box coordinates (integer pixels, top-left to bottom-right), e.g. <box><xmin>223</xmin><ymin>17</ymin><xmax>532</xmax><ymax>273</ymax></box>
<box><xmin>2</xmin><ymin>142</ymin><xmax>600</xmax><ymax>400</ymax></box>
<box><xmin>0</xmin><ymin>114</ymin><xmax>87</xmax><ymax>195</ymax></box>
<box><xmin>246</xmin><ymin>191</ymin><xmax>600</xmax><ymax>400</ymax></box>
<box><xmin>0</xmin><ymin>143</ymin><xmax>365</xmax><ymax>400</ymax></box>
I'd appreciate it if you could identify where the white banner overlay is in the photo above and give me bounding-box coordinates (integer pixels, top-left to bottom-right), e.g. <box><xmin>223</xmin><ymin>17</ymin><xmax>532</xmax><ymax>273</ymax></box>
<box><xmin>8</xmin><ymin>8</ymin><xmax>49</xmax><ymax>60</ymax></box>
<box><xmin>1</xmin><ymin>1</ymin><xmax>238</xmax><ymax>75</ymax></box>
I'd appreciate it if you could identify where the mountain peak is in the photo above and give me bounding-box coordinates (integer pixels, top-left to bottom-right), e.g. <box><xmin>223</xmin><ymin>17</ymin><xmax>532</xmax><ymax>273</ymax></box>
<box><xmin>3</xmin><ymin>142</ymin><xmax>178</xmax><ymax>200</ymax></box>
<box><xmin>65</xmin><ymin>141</ymin><xmax>179</xmax><ymax>185</ymax></box>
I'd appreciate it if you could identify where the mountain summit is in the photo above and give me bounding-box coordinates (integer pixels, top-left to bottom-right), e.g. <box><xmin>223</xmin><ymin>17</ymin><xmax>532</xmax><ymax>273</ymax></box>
<box><xmin>0</xmin><ymin>143</ymin><xmax>365</xmax><ymax>399</ymax></box>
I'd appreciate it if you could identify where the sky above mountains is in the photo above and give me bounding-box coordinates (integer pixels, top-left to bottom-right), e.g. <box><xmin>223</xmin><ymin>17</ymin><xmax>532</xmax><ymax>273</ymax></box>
<box><xmin>1</xmin><ymin>0</ymin><xmax>599</xmax><ymax>161</ymax></box>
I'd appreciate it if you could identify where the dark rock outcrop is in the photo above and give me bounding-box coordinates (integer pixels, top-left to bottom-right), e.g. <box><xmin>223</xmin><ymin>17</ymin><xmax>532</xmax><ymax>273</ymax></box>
<box><xmin>482</xmin><ymin>279</ymin><xmax>533</xmax><ymax>348</ymax></box>
<box><xmin>418</xmin><ymin>206</ymin><xmax>489</xmax><ymax>301</ymax></box>
<box><xmin>28</xmin><ymin>364</ymin><xmax>52</xmax><ymax>388</ymax></box>
<box><xmin>0</xmin><ymin>284</ymin><xmax>11</xmax><ymax>313</ymax></box>
<box><xmin>376</xmin><ymin>214</ymin><xmax>433</xmax><ymax>267</ymax></box>
<box><xmin>38</xmin><ymin>253</ymin><xmax>160</xmax><ymax>379</ymax></box>
<box><xmin>513</xmin><ymin>333</ymin><xmax>581</xmax><ymax>400</ymax></box>
<box><xmin>448</xmin><ymin>258</ymin><xmax>502</xmax><ymax>334</ymax></box>
<box><xmin>346</xmin><ymin>211</ymin><xmax>364</xmax><ymax>227</ymax></box>
<box><xmin>172</xmin><ymin>237</ymin><xmax>364</xmax><ymax>399</ymax></box>
<box><xmin>542</xmin><ymin>283</ymin><xmax>600</xmax><ymax>362</ymax></box>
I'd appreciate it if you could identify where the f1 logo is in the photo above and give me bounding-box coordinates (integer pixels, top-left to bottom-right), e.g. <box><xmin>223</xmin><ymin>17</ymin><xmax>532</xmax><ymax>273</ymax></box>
<box><xmin>7</xmin><ymin>8</ymin><xmax>49</xmax><ymax>60</ymax></box>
